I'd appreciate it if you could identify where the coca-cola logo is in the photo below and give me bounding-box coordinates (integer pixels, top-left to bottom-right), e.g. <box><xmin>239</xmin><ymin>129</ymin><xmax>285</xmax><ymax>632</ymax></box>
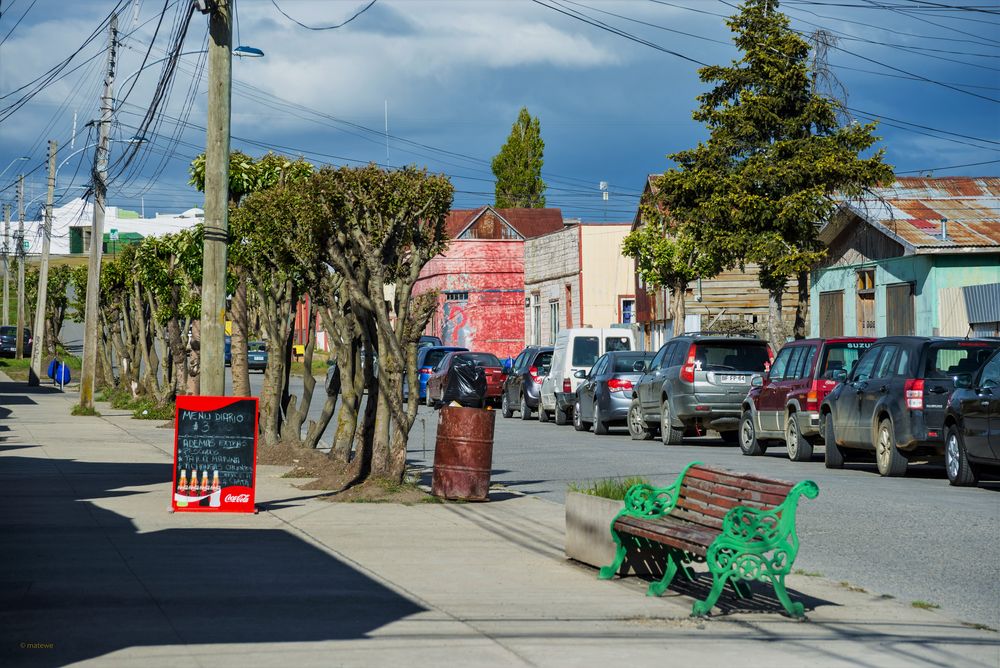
<box><xmin>225</xmin><ymin>493</ymin><xmax>251</xmax><ymax>503</ymax></box>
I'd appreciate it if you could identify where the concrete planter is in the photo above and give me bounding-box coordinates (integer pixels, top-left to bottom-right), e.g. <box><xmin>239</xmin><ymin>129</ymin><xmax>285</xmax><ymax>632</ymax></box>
<box><xmin>564</xmin><ymin>491</ymin><xmax>623</xmax><ymax>569</ymax></box>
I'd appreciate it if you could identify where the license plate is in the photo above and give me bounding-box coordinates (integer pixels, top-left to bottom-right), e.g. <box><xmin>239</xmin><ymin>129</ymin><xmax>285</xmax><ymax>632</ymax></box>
<box><xmin>720</xmin><ymin>374</ymin><xmax>746</xmax><ymax>383</ymax></box>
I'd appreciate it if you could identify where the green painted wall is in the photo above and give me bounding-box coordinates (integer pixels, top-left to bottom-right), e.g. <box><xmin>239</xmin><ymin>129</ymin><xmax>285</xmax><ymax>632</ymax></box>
<box><xmin>811</xmin><ymin>253</ymin><xmax>1000</xmax><ymax>337</ymax></box>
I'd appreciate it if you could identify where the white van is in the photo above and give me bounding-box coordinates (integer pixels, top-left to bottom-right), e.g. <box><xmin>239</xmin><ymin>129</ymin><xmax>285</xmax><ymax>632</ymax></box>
<box><xmin>539</xmin><ymin>327</ymin><xmax>635</xmax><ymax>425</ymax></box>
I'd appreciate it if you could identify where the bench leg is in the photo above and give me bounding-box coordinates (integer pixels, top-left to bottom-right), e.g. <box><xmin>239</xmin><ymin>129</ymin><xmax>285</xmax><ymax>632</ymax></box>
<box><xmin>646</xmin><ymin>553</ymin><xmax>679</xmax><ymax>597</ymax></box>
<box><xmin>598</xmin><ymin>541</ymin><xmax>627</xmax><ymax>580</ymax></box>
<box><xmin>691</xmin><ymin>571</ymin><xmax>727</xmax><ymax>617</ymax></box>
<box><xmin>729</xmin><ymin>578</ymin><xmax>751</xmax><ymax>599</ymax></box>
<box><xmin>770</xmin><ymin>573</ymin><xmax>805</xmax><ymax>618</ymax></box>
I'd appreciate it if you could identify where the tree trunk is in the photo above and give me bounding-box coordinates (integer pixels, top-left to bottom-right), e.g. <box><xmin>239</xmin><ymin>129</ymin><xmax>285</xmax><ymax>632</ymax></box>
<box><xmin>768</xmin><ymin>287</ymin><xmax>784</xmax><ymax>353</ymax></box>
<box><xmin>671</xmin><ymin>278</ymin><xmax>687</xmax><ymax>336</ymax></box>
<box><xmin>794</xmin><ymin>270</ymin><xmax>809</xmax><ymax>339</ymax></box>
<box><xmin>186</xmin><ymin>319</ymin><xmax>201</xmax><ymax>397</ymax></box>
<box><xmin>230</xmin><ymin>273</ymin><xmax>251</xmax><ymax>396</ymax></box>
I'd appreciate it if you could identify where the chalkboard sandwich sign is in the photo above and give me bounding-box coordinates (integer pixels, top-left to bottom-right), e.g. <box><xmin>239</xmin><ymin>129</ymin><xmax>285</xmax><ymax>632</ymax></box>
<box><xmin>172</xmin><ymin>396</ymin><xmax>259</xmax><ymax>513</ymax></box>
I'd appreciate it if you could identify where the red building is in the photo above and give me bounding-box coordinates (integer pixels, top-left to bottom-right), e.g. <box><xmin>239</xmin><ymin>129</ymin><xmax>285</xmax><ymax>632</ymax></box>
<box><xmin>414</xmin><ymin>206</ymin><xmax>564</xmax><ymax>359</ymax></box>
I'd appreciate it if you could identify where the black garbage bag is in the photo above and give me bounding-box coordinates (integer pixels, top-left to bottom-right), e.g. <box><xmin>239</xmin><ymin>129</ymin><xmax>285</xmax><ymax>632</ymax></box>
<box><xmin>440</xmin><ymin>359</ymin><xmax>487</xmax><ymax>408</ymax></box>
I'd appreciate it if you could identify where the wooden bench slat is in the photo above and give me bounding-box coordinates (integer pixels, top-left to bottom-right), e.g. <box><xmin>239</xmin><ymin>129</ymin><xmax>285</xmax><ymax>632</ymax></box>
<box><xmin>680</xmin><ymin>477</ymin><xmax>789</xmax><ymax>508</ymax></box>
<box><xmin>689</xmin><ymin>464</ymin><xmax>798</xmax><ymax>490</ymax></box>
<box><xmin>615</xmin><ymin>517</ymin><xmax>715</xmax><ymax>556</ymax></box>
<box><xmin>685</xmin><ymin>466</ymin><xmax>795</xmax><ymax>497</ymax></box>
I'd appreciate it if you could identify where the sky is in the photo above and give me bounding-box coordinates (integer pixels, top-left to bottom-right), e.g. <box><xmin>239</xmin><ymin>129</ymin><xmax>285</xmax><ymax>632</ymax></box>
<box><xmin>0</xmin><ymin>0</ymin><xmax>998</xmax><ymax>226</ymax></box>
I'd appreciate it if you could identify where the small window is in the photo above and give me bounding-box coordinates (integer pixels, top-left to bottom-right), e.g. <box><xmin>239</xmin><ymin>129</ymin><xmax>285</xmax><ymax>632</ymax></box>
<box><xmin>571</xmin><ymin>337</ymin><xmax>600</xmax><ymax>367</ymax></box>
<box><xmin>873</xmin><ymin>344</ymin><xmax>899</xmax><ymax>379</ymax></box>
<box><xmin>785</xmin><ymin>347</ymin><xmax>807</xmax><ymax>381</ymax></box>
<box><xmin>852</xmin><ymin>347</ymin><xmax>881</xmax><ymax>382</ymax></box>
<box><xmin>669</xmin><ymin>341</ymin><xmax>690</xmax><ymax>367</ymax></box>
<box><xmin>769</xmin><ymin>347</ymin><xmax>794</xmax><ymax>381</ymax></box>
<box><xmin>621</xmin><ymin>298</ymin><xmax>635</xmax><ymax>324</ymax></box>
<box><xmin>445</xmin><ymin>291</ymin><xmax>468</xmax><ymax>301</ymax></box>
<box><xmin>549</xmin><ymin>301</ymin><xmax>559</xmax><ymax>343</ymax></box>
<box><xmin>799</xmin><ymin>346</ymin><xmax>817</xmax><ymax>380</ymax></box>
<box><xmin>650</xmin><ymin>343</ymin><xmax>672</xmax><ymax>371</ymax></box>
<box><xmin>605</xmin><ymin>336</ymin><xmax>631</xmax><ymax>352</ymax></box>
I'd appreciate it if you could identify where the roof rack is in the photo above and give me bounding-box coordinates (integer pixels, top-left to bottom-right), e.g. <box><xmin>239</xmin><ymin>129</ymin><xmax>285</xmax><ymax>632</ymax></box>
<box><xmin>680</xmin><ymin>331</ymin><xmax>761</xmax><ymax>339</ymax></box>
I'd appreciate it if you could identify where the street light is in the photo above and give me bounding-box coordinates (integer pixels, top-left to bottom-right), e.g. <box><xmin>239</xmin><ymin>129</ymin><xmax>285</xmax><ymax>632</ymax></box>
<box><xmin>0</xmin><ymin>156</ymin><xmax>29</xmax><ymax>181</ymax></box>
<box><xmin>116</xmin><ymin>46</ymin><xmax>264</xmax><ymax>101</ymax></box>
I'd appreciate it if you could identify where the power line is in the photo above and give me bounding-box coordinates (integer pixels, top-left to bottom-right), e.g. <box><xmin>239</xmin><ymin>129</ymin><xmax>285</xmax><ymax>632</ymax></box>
<box><xmin>269</xmin><ymin>0</ymin><xmax>378</xmax><ymax>31</ymax></box>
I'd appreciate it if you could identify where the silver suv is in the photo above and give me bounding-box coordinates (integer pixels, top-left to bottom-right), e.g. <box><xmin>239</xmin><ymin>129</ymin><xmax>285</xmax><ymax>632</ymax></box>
<box><xmin>627</xmin><ymin>333</ymin><xmax>772</xmax><ymax>445</ymax></box>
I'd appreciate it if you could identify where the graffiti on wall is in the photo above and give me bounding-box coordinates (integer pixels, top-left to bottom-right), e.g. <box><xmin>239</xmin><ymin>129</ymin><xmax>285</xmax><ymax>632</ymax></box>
<box><xmin>442</xmin><ymin>301</ymin><xmax>475</xmax><ymax>349</ymax></box>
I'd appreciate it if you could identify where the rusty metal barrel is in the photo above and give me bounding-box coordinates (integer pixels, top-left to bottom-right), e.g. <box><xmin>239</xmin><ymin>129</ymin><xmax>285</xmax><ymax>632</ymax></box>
<box><xmin>432</xmin><ymin>405</ymin><xmax>496</xmax><ymax>501</ymax></box>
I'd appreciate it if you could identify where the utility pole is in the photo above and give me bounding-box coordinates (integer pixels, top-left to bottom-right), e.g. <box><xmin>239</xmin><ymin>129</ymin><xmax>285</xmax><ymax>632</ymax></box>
<box><xmin>79</xmin><ymin>14</ymin><xmax>118</xmax><ymax>410</ymax></box>
<box><xmin>199</xmin><ymin>0</ymin><xmax>232</xmax><ymax>396</ymax></box>
<box><xmin>29</xmin><ymin>140</ymin><xmax>57</xmax><ymax>386</ymax></box>
<box><xmin>15</xmin><ymin>175</ymin><xmax>25</xmax><ymax>360</ymax></box>
<box><xmin>2</xmin><ymin>204</ymin><xmax>9</xmax><ymax>326</ymax></box>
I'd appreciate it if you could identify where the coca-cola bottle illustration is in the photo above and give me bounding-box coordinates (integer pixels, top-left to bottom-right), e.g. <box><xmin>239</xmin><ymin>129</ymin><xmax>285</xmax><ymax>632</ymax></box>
<box><xmin>211</xmin><ymin>470</ymin><xmax>220</xmax><ymax>493</ymax></box>
<box><xmin>209</xmin><ymin>470</ymin><xmax>222</xmax><ymax>507</ymax></box>
<box><xmin>200</xmin><ymin>469</ymin><xmax>210</xmax><ymax>496</ymax></box>
<box><xmin>177</xmin><ymin>469</ymin><xmax>188</xmax><ymax>507</ymax></box>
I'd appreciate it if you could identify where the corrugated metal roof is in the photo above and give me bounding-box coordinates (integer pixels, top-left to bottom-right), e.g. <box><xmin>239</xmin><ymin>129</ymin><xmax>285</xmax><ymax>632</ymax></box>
<box><xmin>847</xmin><ymin>177</ymin><xmax>1000</xmax><ymax>250</ymax></box>
<box><xmin>963</xmin><ymin>282</ymin><xmax>1000</xmax><ymax>324</ymax></box>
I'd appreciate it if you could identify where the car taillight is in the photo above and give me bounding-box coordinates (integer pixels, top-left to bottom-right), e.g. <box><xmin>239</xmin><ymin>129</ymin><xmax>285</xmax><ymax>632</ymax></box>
<box><xmin>420</xmin><ymin>367</ymin><xmax>432</xmax><ymax>375</ymax></box>
<box><xmin>563</xmin><ymin>378</ymin><xmax>572</xmax><ymax>393</ymax></box>
<box><xmin>607</xmin><ymin>377</ymin><xmax>633</xmax><ymax>393</ymax></box>
<box><xmin>680</xmin><ymin>344</ymin><xmax>697</xmax><ymax>383</ymax></box>
<box><xmin>904</xmin><ymin>378</ymin><xmax>924</xmax><ymax>410</ymax></box>
<box><xmin>806</xmin><ymin>380</ymin><xmax>820</xmax><ymax>411</ymax></box>
<box><xmin>529</xmin><ymin>366</ymin><xmax>543</xmax><ymax>384</ymax></box>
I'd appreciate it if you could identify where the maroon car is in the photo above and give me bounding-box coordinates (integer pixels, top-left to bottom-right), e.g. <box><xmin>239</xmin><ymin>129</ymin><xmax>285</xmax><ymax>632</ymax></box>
<box><xmin>425</xmin><ymin>351</ymin><xmax>507</xmax><ymax>407</ymax></box>
<box><xmin>740</xmin><ymin>337</ymin><xmax>876</xmax><ymax>461</ymax></box>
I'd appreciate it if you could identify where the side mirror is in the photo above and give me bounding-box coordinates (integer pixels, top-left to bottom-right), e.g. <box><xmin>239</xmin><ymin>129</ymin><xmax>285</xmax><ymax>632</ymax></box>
<box><xmin>832</xmin><ymin>369</ymin><xmax>848</xmax><ymax>383</ymax></box>
<box><xmin>503</xmin><ymin>360</ymin><xmax>513</xmax><ymax>373</ymax></box>
<box><xmin>573</xmin><ymin>369</ymin><xmax>587</xmax><ymax>379</ymax></box>
<box><xmin>751</xmin><ymin>375</ymin><xmax>763</xmax><ymax>388</ymax></box>
<box><xmin>632</xmin><ymin>360</ymin><xmax>647</xmax><ymax>372</ymax></box>
<box><xmin>954</xmin><ymin>373</ymin><xmax>973</xmax><ymax>390</ymax></box>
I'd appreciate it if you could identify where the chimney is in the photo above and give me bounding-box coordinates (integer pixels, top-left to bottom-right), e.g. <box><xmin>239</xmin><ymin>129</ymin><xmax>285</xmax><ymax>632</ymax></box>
<box><xmin>941</xmin><ymin>218</ymin><xmax>948</xmax><ymax>241</ymax></box>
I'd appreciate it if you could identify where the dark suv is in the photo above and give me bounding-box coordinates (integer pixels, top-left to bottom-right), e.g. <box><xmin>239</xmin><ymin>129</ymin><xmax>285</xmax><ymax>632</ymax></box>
<box><xmin>0</xmin><ymin>325</ymin><xmax>32</xmax><ymax>358</ymax></box>
<box><xmin>741</xmin><ymin>337</ymin><xmax>875</xmax><ymax>461</ymax></box>
<box><xmin>500</xmin><ymin>345</ymin><xmax>553</xmax><ymax>420</ymax></box>
<box><xmin>820</xmin><ymin>336</ymin><xmax>1000</xmax><ymax>477</ymax></box>
<box><xmin>627</xmin><ymin>333</ymin><xmax>772</xmax><ymax>445</ymax></box>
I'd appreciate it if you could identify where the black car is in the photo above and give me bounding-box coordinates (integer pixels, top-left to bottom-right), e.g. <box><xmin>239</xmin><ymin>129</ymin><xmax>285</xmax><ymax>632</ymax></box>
<box><xmin>0</xmin><ymin>325</ymin><xmax>32</xmax><ymax>358</ymax></box>
<box><xmin>500</xmin><ymin>345</ymin><xmax>553</xmax><ymax>420</ymax></box>
<box><xmin>821</xmin><ymin>336</ymin><xmax>1000</xmax><ymax>477</ymax></box>
<box><xmin>573</xmin><ymin>350</ymin><xmax>653</xmax><ymax>435</ymax></box>
<box><xmin>943</xmin><ymin>348</ymin><xmax>1000</xmax><ymax>485</ymax></box>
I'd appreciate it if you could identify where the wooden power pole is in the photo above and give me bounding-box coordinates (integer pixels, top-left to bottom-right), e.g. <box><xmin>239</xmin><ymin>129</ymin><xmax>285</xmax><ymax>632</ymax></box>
<box><xmin>29</xmin><ymin>140</ymin><xmax>57</xmax><ymax>385</ymax></box>
<box><xmin>199</xmin><ymin>0</ymin><xmax>233</xmax><ymax>396</ymax></box>
<box><xmin>79</xmin><ymin>15</ymin><xmax>118</xmax><ymax>409</ymax></box>
<box><xmin>15</xmin><ymin>175</ymin><xmax>25</xmax><ymax>360</ymax></box>
<box><xmin>2</xmin><ymin>203</ymin><xmax>9</xmax><ymax>326</ymax></box>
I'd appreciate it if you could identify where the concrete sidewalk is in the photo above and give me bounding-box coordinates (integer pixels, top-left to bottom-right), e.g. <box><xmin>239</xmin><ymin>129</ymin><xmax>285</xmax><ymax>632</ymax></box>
<box><xmin>1</xmin><ymin>378</ymin><xmax>997</xmax><ymax>667</ymax></box>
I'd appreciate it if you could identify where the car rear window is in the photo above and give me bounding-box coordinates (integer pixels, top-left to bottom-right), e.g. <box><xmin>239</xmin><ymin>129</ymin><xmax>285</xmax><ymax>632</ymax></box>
<box><xmin>695</xmin><ymin>342</ymin><xmax>769</xmax><ymax>372</ymax></box>
<box><xmin>248</xmin><ymin>342</ymin><xmax>267</xmax><ymax>352</ymax></box>
<box><xmin>819</xmin><ymin>341</ymin><xmax>873</xmax><ymax>380</ymax></box>
<box><xmin>925</xmin><ymin>343</ymin><xmax>998</xmax><ymax>379</ymax></box>
<box><xmin>605</xmin><ymin>336</ymin><xmax>632</xmax><ymax>352</ymax></box>
<box><xmin>423</xmin><ymin>349</ymin><xmax>453</xmax><ymax>368</ymax></box>
<box><xmin>571</xmin><ymin>337</ymin><xmax>600</xmax><ymax>366</ymax></box>
<box><xmin>456</xmin><ymin>353</ymin><xmax>502</xmax><ymax>368</ymax></box>
<box><xmin>613</xmin><ymin>353</ymin><xmax>651</xmax><ymax>373</ymax></box>
<box><xmin>0</xmin><ymin>326</ymin><xmax>13</xmax><ymax>336</ymax></box>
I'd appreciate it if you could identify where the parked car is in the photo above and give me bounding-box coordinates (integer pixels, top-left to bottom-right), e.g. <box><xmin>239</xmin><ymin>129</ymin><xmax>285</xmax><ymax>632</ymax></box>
<box><xmin>247</xmin><ymin>341</ymin><xmax>269</xmax><ymax>372</ymax></box>
<box><xmin>820</xmin><ymin>336</ymin><xmax>1000</xmax><ymax>477</ymax></box>
<box><xmin>943</xmin><ymin>348</ymin><xmax>1000</xmax><ymax>485</ymax></box>
<box><xmin>539</xmin><ymin>328</ymin><xmax>636</xmax><ymax>425</ymax></box>
<box><xmin>572</xmin><ymin>350</ymin><xmax>654</xmax><ymax>435</ymax></box>
<box><xmin>740</xmin><ymin>337</ymin><xmax>875</xmax><ymax>460</ymax></box>
<box><xmin>0</xmin><ymin>325</ymin><xmax>32</xmax><ymax>358</ymax></box>
<box><xmin>500</xmin><ymin>346</ymin><xmax>553</xmax><ymax>420</ymax></box>
<box><xmin>425</xmin><ymin>351</ymin><xmax>506</xmax><ymax>407</ymax></box>
<box><xmin>419</xmin><ymin>335</ymin><xmax>443</xmax><ymax>348</ymax></box>
<box><xmin>627</xmin><ymin>332</ymin><xmax>772</xmax><ymax>445</ymax></box>
<box><xmin>405</xmin><ymin>345</ymin><xmax>468</xmax><ymax>401</ymax></box>
<box><xmin>224</xmin><ymin>335</ymin><xmax>232</xmax><ymax>366</ymax></box>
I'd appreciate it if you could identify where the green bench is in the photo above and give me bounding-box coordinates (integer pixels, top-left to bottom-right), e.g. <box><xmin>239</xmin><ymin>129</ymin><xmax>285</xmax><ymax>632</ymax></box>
<box><xmin>598</xmin><ymin>461</ymin><xmax>818</xmax><ymax>617</ymax></box>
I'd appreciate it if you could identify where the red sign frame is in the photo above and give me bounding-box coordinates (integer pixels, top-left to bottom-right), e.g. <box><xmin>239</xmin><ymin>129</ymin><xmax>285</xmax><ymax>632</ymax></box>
<box><xmin>171</xmin><ymin>395</ymin><xmax>259</xmax><ymax>513</ymax></box>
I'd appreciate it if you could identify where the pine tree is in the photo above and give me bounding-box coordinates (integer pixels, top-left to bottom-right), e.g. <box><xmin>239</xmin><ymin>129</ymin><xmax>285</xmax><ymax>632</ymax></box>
<box><xmin>491</xmin><ymin>107</ymin><xmax>546</xmax><ymax>208</ymax></box>
<box><xmin>656</xmin><ymin>0</ymin><xmax>893</xmax><ymax>349</ymax></box>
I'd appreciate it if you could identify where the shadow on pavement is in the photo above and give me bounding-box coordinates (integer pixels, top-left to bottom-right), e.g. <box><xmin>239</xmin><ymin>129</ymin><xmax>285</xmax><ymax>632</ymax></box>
<box><xmin>0</xmin><ymin>445</ymin><xmax>425</xmax><ymax>667</ymax></box>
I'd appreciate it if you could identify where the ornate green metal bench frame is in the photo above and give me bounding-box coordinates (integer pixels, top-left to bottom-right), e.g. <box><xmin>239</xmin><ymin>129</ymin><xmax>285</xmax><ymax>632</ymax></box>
<box><xmin>598</xmin><ymin>461</ymin><xmax>819</xmax><ymax>618</ymax></box>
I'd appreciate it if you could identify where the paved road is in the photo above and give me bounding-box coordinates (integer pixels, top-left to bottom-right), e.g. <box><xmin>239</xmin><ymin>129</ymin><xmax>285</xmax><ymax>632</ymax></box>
<box><xmin>233</xmin><ymin>370</ymin><xmax>1000</xmax><ymax>629</ymax></box>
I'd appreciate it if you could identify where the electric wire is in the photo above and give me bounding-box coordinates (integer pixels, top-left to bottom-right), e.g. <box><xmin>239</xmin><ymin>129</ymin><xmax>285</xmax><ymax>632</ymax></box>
<box><xmin>269</xmin><ymin>0</ymin><xmax>378</xmax><ymax>31</ymax></box>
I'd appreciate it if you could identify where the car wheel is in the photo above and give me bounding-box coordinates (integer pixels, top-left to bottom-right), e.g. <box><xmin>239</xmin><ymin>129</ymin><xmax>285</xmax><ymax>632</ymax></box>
<box><xmin>876</xmin><ymin>419</ymin><xmax>908</xmax><ymax>477</ymax></box>
<box><xmin>555</xmin><ymin>404</ymin><xmax>570</xmax><ymax>426</ymax></box>
<box><xmin>593</xmin><ymin>404</ymin><xmax>609</xmax><ymax>435</ymax></box>
<box><xmin>628</xmin><ymin>398</ymin><xmax>653</xmax><ymax>441</ymax></box>
<box><xmin>539</xmin><ymin>406</ymin><xmax>550</xmax><ymax>423</ymax></box>
<box><xmin>519</xmin><ymin>393</ymin><xmax>532</xmax><ymax>420</ymax></box>
<box><xmin>945</xmin><ymin>425</ymin><xmax>977</xmax><ymax>486</ymax></box>
<box><xmin>738</xmin><ymin>412</ymin><xmax>764</xmax><ymax>456</ymax></box>
<box><xmin>823</xmin><ymin>415</ymin><xmax>845</xmax><ymax>469</ymax></box>
<box><xmin>573</xmin><ymin>400</ymin><xmax>589</xmax><ymax>431</ymax></box>
<box><xmin>660</xmin><ymin>398</ymin><xmax>683</xmax><ymax>445</ymax></box>
<box><xmin>501</xmin><ymin>392</ymin><xmax>513</xmax><ymax>418</ymax></box>
<box><xmin>785</xmin><ymin>412</ymin><xmax>814</xmax><ymax>462</ymax></box>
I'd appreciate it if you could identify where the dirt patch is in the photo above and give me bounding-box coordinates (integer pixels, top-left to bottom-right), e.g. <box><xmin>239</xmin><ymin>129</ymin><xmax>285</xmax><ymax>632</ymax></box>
<box><xmin>317</xmin><ymin>478</ymin><xmax>433</xmax><ymax>504</ymax></box>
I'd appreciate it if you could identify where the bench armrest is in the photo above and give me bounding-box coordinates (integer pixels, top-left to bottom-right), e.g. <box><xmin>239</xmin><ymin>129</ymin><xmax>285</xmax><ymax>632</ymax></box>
<box><xmin>620</xmin><ymin>461</ymin><xmax>702</xmax><ymax>519</ymax></box>
<box><xmin>719</xmin><ymin>480</ymin><xmax>819</xmax><ymax>551</ymax></box>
